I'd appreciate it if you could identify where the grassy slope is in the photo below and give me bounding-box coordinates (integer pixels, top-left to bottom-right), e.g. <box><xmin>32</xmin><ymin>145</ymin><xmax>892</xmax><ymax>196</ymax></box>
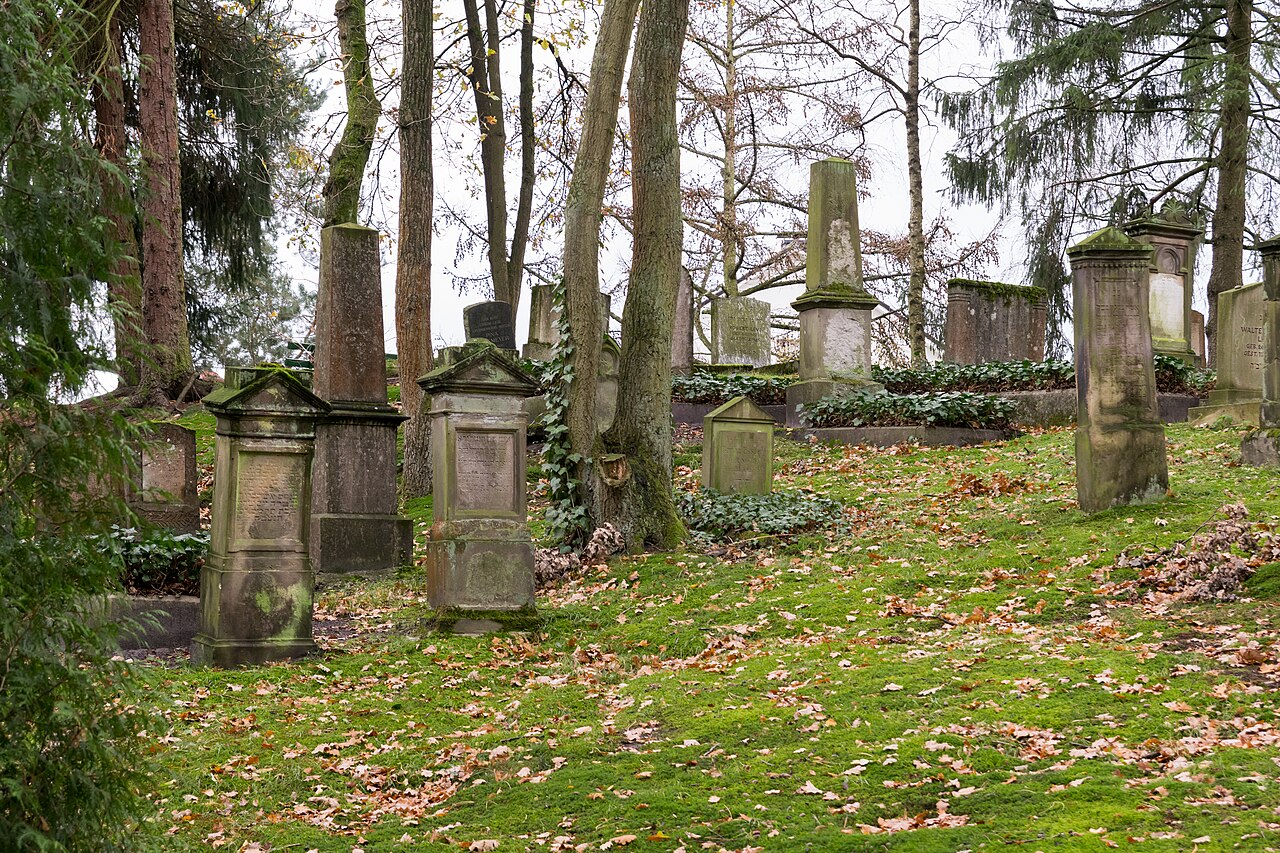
<box><xmin>149</xmin><ymin>417</ymin><xmax>1280</xmax><ymax>851</ymax></box>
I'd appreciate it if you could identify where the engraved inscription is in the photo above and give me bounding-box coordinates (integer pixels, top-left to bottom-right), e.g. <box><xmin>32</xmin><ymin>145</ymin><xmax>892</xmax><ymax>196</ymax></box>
<box><xmin>455</xmin><ymin>430</ymin><xmax>517</xmax><ymax>513</ymax></box>
<box><xmin>235</xmin><ymin>452</ymin><xmax>306</xmax><ymax>542</ymax></box>
<box><xmin>1149</xmin><ymin>272</ymin><xmax>1185</xmax><ymax>341</ymax></box>
<box><xmin>717</xmin><ymin>428</ymin><xmax>768</xmax><ymax>493</ymax></box>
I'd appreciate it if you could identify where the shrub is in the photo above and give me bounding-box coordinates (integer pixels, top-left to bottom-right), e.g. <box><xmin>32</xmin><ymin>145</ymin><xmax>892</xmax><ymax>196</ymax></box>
<box><xmin>872</xmin><ymin>357</ymin><xmax>1215</xmax><ymax>396</ymax></box>
<box><xmin>1153</xmin><ymin>354</ymin><xmax>1216</xmax><ymax>395</ymax></box>
<box><xmin>800</xmin><ymin>391</ymin><xmax>1017</xmax><ymax>430</ymax></box>
<box><xmin>104</xmin><ymin>526</ymin><xmax>208</xmax><ymax>596</ymax></box>
<box><xmin>677</xmin><ymin>489</ymin><xmax>848</xmax><ymax>542</ymax></box>
<box><xmin>671</xmin><ymin>370</ymin><xmax>797</xmax><ymax>405</ymax></box>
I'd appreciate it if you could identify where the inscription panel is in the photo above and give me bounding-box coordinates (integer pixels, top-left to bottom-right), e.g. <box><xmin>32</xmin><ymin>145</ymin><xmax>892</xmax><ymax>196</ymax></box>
<box><xmin>464</xmin><ymin>302</ymin><xmax>517</xmax><ymax>350</ymax></box>
<box><xmin>1149</xmin><ymin>272</ymin><xmax>1185</xmax><ymax>341</ymax></box>
<box><xmin>454</xmin><ymin>429</ymin><xmax>519</xmax><ymax>514</ymax></box>
<box><xmin>141</xmin><ymin>440</ymin><xmax>186</xmax><ymax>500</ymax></box>
<box><xmin>713</xmin><ymin>427</ymin><xmax>769</xmax><ymax>494</ymax></box>
<box><xmin>235</xmin><ymin>451</ymin><xmax>307</xmax><ymax>543</ymax></box>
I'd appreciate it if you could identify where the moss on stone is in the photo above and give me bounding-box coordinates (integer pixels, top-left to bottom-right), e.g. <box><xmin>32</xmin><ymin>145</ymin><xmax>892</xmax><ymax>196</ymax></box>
<box><xmin>947</xmin><ymin>278</ymin><xmax>1048</xmax><ymax>304</ymax></box>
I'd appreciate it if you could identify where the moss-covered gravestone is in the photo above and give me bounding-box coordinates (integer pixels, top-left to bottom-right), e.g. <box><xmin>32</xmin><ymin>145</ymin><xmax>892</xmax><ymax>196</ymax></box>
<box><xmin>1124</xmin><ymin>202</ymin><xmax>1202</xmax><ymax>365</ymax></box>
<box><xmin>711</xmin><ymin>296</ymin><xmax>771</xmax><ymax>367</ymax></box>
<box><xmin>786</xmin><ymin>158</ymin><xmax>883</xmax><ymax>414</ymax></box>
<box><xmin>1068</xmin><ymin>227</ymin><xmax>1168</xmax><ymax>513</ymax></box>
<box><xmin>192</xmin><ymin>368</ymin><xmax>329</xmax><ymax>667</ymax></box>
<box><xmin>943</xmin><ymin>279</ymin><xmax>1047</xmax><ymax>365</ymax></box>
<box><xmin>1189</xmin><ymin>281</ymin><xmax>1265</xmax><ymax>425</ymax></box>
<box><xmin>702</xmin><ymin>396</ymin><xmax>774</xmax><ymax>494</ymax></box>
<box><xmin>1241</xmin><ymin>237</ymin><xmax>1280</xmax><ymax>466</ymax></box>
<box><xmin>417</xmin><ymin>342</ymin><xmax>539</xmax><ymax>632</ymax></box>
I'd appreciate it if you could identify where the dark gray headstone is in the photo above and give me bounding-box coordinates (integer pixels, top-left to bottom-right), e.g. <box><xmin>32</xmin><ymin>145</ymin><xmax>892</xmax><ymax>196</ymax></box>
<box><xmin>464</xmin><ymin>301</ymin><xmax>517</xmax><ymax>351</ymax></box>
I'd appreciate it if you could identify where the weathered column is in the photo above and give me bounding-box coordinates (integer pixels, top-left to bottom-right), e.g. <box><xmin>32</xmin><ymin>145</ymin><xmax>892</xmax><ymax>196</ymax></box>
<box><xmin>417</xmin><ymin>341</ymin><xmax>540</xmax><ymax>632</ymax></box>
<box><xmin>711</xmin><ymin>296</ymin><xmax>771</xmax><ymax>366</ymax></box>
<box><xmin>1241</xmin><ymin>236</ymin><xmax>1280</xmax><ymax>465</ymax></box>
<box><xmin>192</xmin><ymin>369</ymin><xmax>329</xmax><ymax>666</ymax></box>
<box><xmin>702</xmin><ymin>396</ymin><xmax>774</xmax><ymax>494</ymax></box>
<box><xmin>943</xmin><ymin>279</ymin><xmax>1047</xmax><ymax>364</ymax></box>
<box><xmin>1068</xmin><ymin>227</ymin><xmax>1167</xmax><ymax>513</ymax></box>
<box><xmin>1124</xmin><ymin>201</ymin><xmax>1202</xmax><ymax>364</ymax></box>
<box><xmin>129</xmin><ymin>422</ymin><xmax>200</xmax><ymax>533</ymax></box>
<box><xmin>672</xmin><ymin>268</ymin><xmax>695</xmax><ymax>373</ymax></box>
<box><xmin>785</xmin><ymin>158</ymin><xmax>882</xmax><ymax>419</ymax></box>
<box><xmin>311</xmin><ymin>224</ymin><xmax>413</xmax><ymax>578</ymax></box>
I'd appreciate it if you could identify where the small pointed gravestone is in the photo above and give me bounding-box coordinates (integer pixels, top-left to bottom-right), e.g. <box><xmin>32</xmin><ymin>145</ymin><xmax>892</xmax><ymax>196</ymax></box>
<box><xmin>192</xmin><ymin>368</ymin><xmax>329</xmax><ymax>666</ymax></box>
<box><xmin>702</xmin><ymin>395</ymin><xmax>775</xmax><ymax>495</ymax></box>
<box><xmin>416</xmin><ymin>341</ymin><xmax>540</xmax><ymax>632</ymax></box>
<box><xmin>1241</xmin><ymin>236</ymin><xmax>1280</xmax><ymax>466</ymax></box>
<box><xmin>1067</xmin><ymin>227</ymin><xmax>1167</xmax><ymax>513</ymax></box>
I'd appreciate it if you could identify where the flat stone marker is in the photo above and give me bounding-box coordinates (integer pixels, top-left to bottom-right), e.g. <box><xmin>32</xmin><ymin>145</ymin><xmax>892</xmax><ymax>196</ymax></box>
<box><xmin>1068</xmin><ymin>227</ymin><xmax>1167</xmax><ymax>513</ymax></box>
<box><xmin>192</xmin><ymin>368</ymin><xmax>329</xmax><ymax>667</ymax></box>
<box><xmin>311</xmin><ymin>223</ymin><xmax>413</xmax><ymax>577</ymax></box>
<box><xmin>1242</xmin><ymin>236</ymin><xmax>1280</xmax><ymax>466</ymax></box>
<box><xmin>943</xmin><ymin>279</ymin><xmax>1047</xmax><ymax>364</ymax></box>
<box><xmin>1189</xmin><ymin>281</ymin><xmax>1264</xmax><ymax>425</ymax></box>
<box><xmin>130</xmin><ymin>422</ymin><xmax>200</xmax><ymax>533</ymax></box>
<box><xmin>1125</xmin><ymin>202</ymin><xmax>1202</xmax><ymax>364</ymax></box>
<box><xmin>417</xmin><ymin>341</ymin><xmax>539</xmax><ymax>630</ymax></box>
<box><xmin>464</xmin><ymin>301</ymin><xmax>518</xmax><ymax>351</ymax></box>
<box><xmin>786</xmin><ymin>158</ymin><xmax>882</xmax><ymax>417</ymax></box>
<box><xmin>702</xmin><ymin>396</ymin><xmax>774</xmax><ymax>494</ymax></box>
<box><xmin>711</xmin><ymin>296</ymin><xmax>771</xmax><ymax>367</ymax></box>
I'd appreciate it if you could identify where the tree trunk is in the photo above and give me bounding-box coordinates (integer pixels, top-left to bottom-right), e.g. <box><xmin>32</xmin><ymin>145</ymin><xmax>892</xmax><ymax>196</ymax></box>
<box><xmin>905</xmin><ymin>0</ymin><xmax>927</xmax><ymax>367</ymax></box>
<box><xmin>396</xmin><ymin>0</ymin><xmax>434</xmax><ymax>497</ymax></box>
<box><xmin>138</xmin><ymin>0</ymin><xmax>193</xmax><ymax>400</ymax></box>
<box><xmin>505</xmin><ymin>0</ymin><xmax>537</xmax><ymax>321</ymax></box>
<box><xmin>721</xmin><ymin>0</ymin><xmax>738</xmax><ymax>297</ymax></box>
<box><xmin>1204</xmin><ymin>0</ymin><xmax>1251</xmax><ymax>368</ymax></box>
<box><xmin>93</xmin><ymin>10</ymin><xmax>142</xmax><ymax>388</ymax></box>
<box><xmin>599</xmin><ymin>0</ymin><xmax>690</xmax><ymax>551</ymax></box>
<box><xmin>562</xmin><ymin>0</ymin><xmax>640</xmax><ymax>532</ymax></box>
<box><xmin>322</xmin><ymin>0</ymin><xmax>381</xmax><ymax>227</ymax></box>
<box><xmin>462</xmin><ymin>0</ymin><xmax>512</xmax><ymax>309</ymax></box>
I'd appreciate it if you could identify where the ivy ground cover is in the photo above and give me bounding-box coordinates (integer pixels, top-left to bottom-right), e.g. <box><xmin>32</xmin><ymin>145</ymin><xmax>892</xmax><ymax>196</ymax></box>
<box><xmin>146</xmin><ymin>418</ymin><xmax>1280</xmax><ymax>851</ymax></box>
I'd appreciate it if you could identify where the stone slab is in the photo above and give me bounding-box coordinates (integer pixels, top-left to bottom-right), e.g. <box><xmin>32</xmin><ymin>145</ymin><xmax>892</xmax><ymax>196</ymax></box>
<box><xmin>312</xmin><ymin>514</ymin><xmax>413</xmax><ymax>578</ymax></box>
<box><xmin>1189</xmin><ymin>400</ymin><xmax>1260</xmax><ymax>426</ymax></box>
<box><xmin>315</xmin><ymin>224</ymin><xmax>388</xmax><ymax>405</ymax></box>
<box><xmin>425</xmin><ymin>537</ymin><xmax>536</xmax><ymax>611</ymax></box>
<box><xmin>111</xmin><ymin>594</ymin><xmax>199</xmax><ymax>650</ymax></box>
<box><xmin>1241</xmin><ymin>431</ymin><xmax>1280</xmax><ymax>467</ymax></box>
<box><xmin>1208</xmin><ymin>282</ymin><xmax>1264</xmax><ymax>404</ymax></box>
<box><xmin>464</xmin><ymin>301</ymin><xmax>517</xmax><ymax>351</ymax></box>
<box><xmin>131</xmin><ymin>422</ymin><xmax>200</xmax><ymax>533</ymax></box>
<box><xmin>711</xmin><ymin>296</ymin><xmax>771</xmax><ymax>367</ymax></box>
<box><xmin>943</xmin><ymin>280</ymin><xmax>1047</xmax><ymax>364</ymax></box>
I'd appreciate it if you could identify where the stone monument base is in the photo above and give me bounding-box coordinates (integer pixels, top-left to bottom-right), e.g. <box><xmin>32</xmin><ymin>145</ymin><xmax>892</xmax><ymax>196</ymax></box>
<box><xmin>425</xmin><ymin>536</ymin><xmax>536</xmax><ymax>613</ymax></box>
<box><xmin>191</xmin><ymin>560</ymin><xmax>317</xmax><ymax>667</ymax></box>
<box><xmin>1241</xmin><ymin>430</ymin><xmax>1280</xmax><ymax>466</ymax></box>
<box><xmin>312</xmin><ymin>514</ymin><xmax>413</xmax><ymax>580</ymax></box>
<box><xmin>1075</xmin><ymin>423</ymin><xmax>1168</xmax><ymax>513</ymax></box>
<box><xmin>785</xmin><ymin>377</ymin><xmax>883</xmax><ymax>428</ymax></box>
<box><xmin>191</xmin><ymin>634</ymin><xmax>318</xmax><ymax>668</ymax></box>
<box><xmin>1188</xmin><ymin>400</ymin><xmax>1260</xmax><ymax>426</ymax></box>
<box><xmin>428</xmin><ymin>606</ymin><xmax>542</xmax><ymax>635</ymax></box>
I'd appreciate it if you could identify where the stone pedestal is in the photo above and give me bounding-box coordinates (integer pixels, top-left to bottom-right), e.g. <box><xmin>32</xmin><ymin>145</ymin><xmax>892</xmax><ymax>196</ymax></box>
<box><xmin>702</xmin><ymin>396</ymin><xmax>774</xmax><ymax>494</ymax></box>
<box><xmin>130</xmin><ymin>422</ymin><xmax>200</xmax><ymax>533</ymax></box>
<box><xmin>311</xmin><ymin>223</ymin><xmax>412</xmax><ymax>577</ymax></box>
<box><xmin>943</xmin><ymin>279</ymin><xmax>1047</xmax><ymax>364</ymax></box>
<box><xmin>192</xmin><ymin>369</ymin><xmax>328</xmax><ymax>667</ymax></box>
<box><xmin>1124</xmin><ymin>203</ymin><xmax>1202</xmax><ymax>364</ymax></box>
<box><xmin>1242</xmin><ymin>236</ymin><xmax>1280</xmax><ymax>465</ymax></box>
<box><xmin>787</xmin><ymin>158</ymin><xmax>883</xmax><ymax>415</ymax></box>
<box><xmin>417</xmin><ymin>342</ymin><xmax>539</xmax><ymax>631</ymax></box>
<box><xmin>711</xmin><ymin>296</ymin><xmax>771</xmax><ymax>367</ymax></box>
<box><xmin>1189</xmin><ymin>281</ymin><xmax>1264</xmax><ymax>425</ymax></box>
<box><xmin>1068</xmin><ymin>227</ymin><xmax>1167</xmax><ymax>513</ymax></box>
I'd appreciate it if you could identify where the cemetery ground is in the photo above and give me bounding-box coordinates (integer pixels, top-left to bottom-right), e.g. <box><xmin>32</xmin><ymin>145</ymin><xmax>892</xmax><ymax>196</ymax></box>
<box><xmin>145</xmin><ymin>413</ymin><xmax>1280</xmax><ymax>851</ymax></box>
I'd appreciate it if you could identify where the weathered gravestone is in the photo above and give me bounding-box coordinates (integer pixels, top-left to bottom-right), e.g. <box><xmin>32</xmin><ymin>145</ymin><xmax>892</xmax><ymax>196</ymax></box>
<box><xmin>702</xmin><ymin>396</ymin><xmax>774</xmax><ymax>494</ymax></box>
<box><xmin>311</xmin><ymin>224</ymin><xmax>413</xmax><ymax>577</ymax></box>
<box><xmin>129</xmin><ymin>422</ymin><xmax>200</xmax><ymax>533</ymax></box>
<box><xmin>711</xmin><ymin>296</ymin><xmax>772</xmax><ymax>367</ymax></box>
<box><xmin>417</xmin><ymin>342</ymin><xmax>539</xmax><ymax>632</ymax></box>
<box><xmin>1068</xmin><ymin>227</ymin><xmax>1168</xmax><ymax>513</ymax></box>
<box><xmin>523</xmin><ymin>284</ymin><xmax>557</xmax><ymax>361</ymax></box>
<box><xmin>672</xmin><ymin>268</ymin><xmax>695</xmax><ymax>373</ymax></box>
<box><xmin>597</xmin><ymin>335</ymin><xmax>621</xmax><ymax>434</ymax></box>
<box><xmin>1241</xmin><ymin>237</ymin><xmax>1280</xmax><ymax>465</ymax></box>
<box><xmin>191</xmin><ymin>369</ymin><xmax>329</xmax><ymax>666</ymax></box>
<box><xmin>464</xmin><ymin>301</ymin><xmax>518</xmax><ymax>352</ymax></box>
<box><xmin>1189</xmin><ymin>281</ymin><xmax>1264</xmax><ymax>425</ymax></box>
<box><xmin>1125</xmin><ymin>203</ymin><xmax>1202</xmax><ymax>364</ymax></box>
<box><xmin>786</xmin><ymin>158</ymin><xmax>882</xmax><ymax>416</ymax></box>
<box><xmin>1192</xmin><ymin>310</ymin><xmax>1206</xmax><ymax>367</ymax></box>
<box><xmin>943</xmin><ymin>279</ymin><xmax>1047</xmax><ymax>364</ymax></box>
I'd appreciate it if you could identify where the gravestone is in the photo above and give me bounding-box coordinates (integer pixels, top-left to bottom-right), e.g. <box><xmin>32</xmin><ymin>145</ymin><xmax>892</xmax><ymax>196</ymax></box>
<box><xmin>523</xmin><ymin>284</ymin><xmax>558</xmax><ymax>361</ymax></box>
<box><xmin>1241</xmin><ymin>237</ymin><xmax>1280</xmax><ymax>465</ymax></box>
<box><xmin>129</xmin><ymin>422</ymin><xmax>200</xmax><ymax>533</ymax></box>
<box><xmin>192</xmin><ymin>369</ymin><xmax>329</xmax><ymax>666</ymax></box>
<box><xmin>672</xmin><ymin>268</ymin><xmax>694</xmax><ymax>372</ymax></box>
<box><xmin>786</xmin><ymin>158</ymin><xmax>882</xmax><ymax>416</ymax></box>
<box><xmin>711</xmin><ymin>296</ymin><xmax>771</xmax><ymax>367</ymax></box>
<box><xmin>1191</xmin><ymin>310</ymin><xmax>1206</xmax><ymax>367</ymax></box>
<box><xmin>1188</xmin><ymin>281</ymin><xmax>1264</xmax><ymax>425</ymax></box>
<box><xmin>597</xmin><ymin>335</ymin><xmax>621</xmax><ymax>434</ymax></box>
<box><xmin>1124</xmin><ymin>203</ymin><xmax>1202</xmax><ymax>364</ymax></box>
<box><xmin>310</xmin><ymin>224</ymin><xmax>413</xmax><ymax>577</ymax></box>
<box><xmin>1067</xmin><ymin>227</ymin><xmax>1167</xmax><ymax>513</ymax></box>
<box><xmin>702</xmin><ymin>396</ymin><xmax>774</xmax><ymax>495</ymax></box>
<box><xmin>943</xmin><ymin>279</ymin><xmax>1047</xmax><ymax>364</ymax></box>
<box><xmin>417</xmin><ymin>341</ymin><xmax>540</xmax><ymax>631</ymax></box>
<box><xmin>464</xmin><ymin>301</ymin><xmax>517</xmax><ymax>351</ymax></box>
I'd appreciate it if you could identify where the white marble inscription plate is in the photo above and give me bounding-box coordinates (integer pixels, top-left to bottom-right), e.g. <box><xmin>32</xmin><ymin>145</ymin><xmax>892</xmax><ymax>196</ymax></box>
<box><xmin>1149</xmin><ymin>272</ymin><xmax>1185</xmax><ymax>341</ymax></box>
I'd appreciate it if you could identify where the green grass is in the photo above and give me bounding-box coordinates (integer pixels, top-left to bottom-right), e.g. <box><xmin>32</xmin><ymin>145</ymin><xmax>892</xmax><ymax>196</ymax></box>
<box><xmin>136</xmin><ymin>420</ymin><xmax>1280</xmax><ymax>851</ymax></box>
